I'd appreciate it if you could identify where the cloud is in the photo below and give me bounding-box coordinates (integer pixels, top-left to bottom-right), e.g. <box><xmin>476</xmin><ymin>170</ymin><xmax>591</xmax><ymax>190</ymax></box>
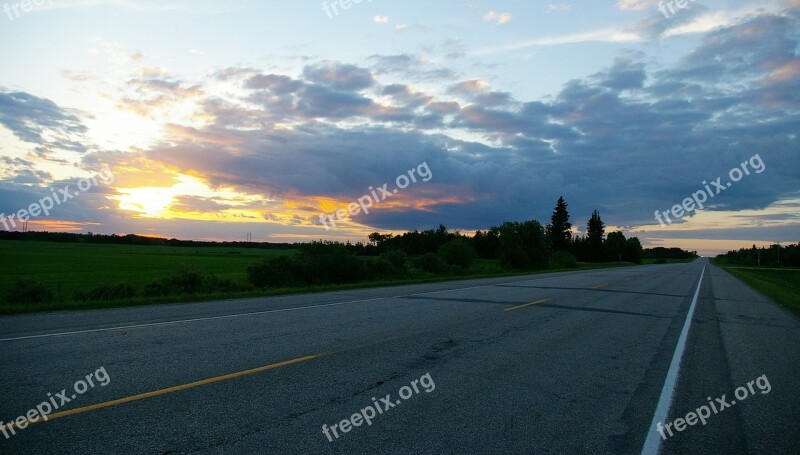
<box><xmin>616</xmin><ymin>0</ymin><xmax>655</xmax><ymax>11</ymax></box>
<box><xmin>0</xmin><ymin>91</ymin><xmax>89</xmax><ymax>152</ymax></box>
<box><xmin>483</xmin><ymin>10</ymin><xmax>513</xmax><ymax>25</ymax></box>
<box><xmin>303</xmin><ymin>62</ymin><xmax>375</xmax><ymax>91</ymax></box>
<box><xmin>472</xmin><ymin>27</ymin><xmax>641</xmax><ymax>55</ymax></box>
<box><xmin>547</xmin><ymin>4</ymin><xmax>572</xmax><ymax>12</ymax></box>
<box><xmin>373</xmin><ymin>15</ymin><xmax>389</xmax><ymax>23</ymax></box>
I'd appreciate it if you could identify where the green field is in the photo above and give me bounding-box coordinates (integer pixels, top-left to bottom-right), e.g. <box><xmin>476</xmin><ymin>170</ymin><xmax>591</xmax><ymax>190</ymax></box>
<box><xmin>0</xmin><ymin>241</ymin><xmax>294</xmax><ymax>312</ymax></box>
<box><xmin>720</xmin><ymin>266</ymin><xmax>800</xmax><ymax>318</ymax></box>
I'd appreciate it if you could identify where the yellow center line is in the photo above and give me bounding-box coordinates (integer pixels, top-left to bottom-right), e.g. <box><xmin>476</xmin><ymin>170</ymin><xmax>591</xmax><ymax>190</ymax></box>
<box><xmin>592</xmin><ymin>283</ymin><xmax>608</xmax><ymax>289</ymax></box>
<box><xmin>504</xmin><ymin>298</ymin><xmax>550</xmax><ymax>312</ymax></box>
<box><xmin>1</xmin><ymin>353</ymin><xmax>323</xmax><ymax>432</ymax></box>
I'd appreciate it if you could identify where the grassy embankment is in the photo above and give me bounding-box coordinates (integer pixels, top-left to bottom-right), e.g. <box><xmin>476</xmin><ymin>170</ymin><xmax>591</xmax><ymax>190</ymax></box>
<box><xmin>713</xmin><ymin>259</ymin><xmax>800</xmax><ymax>318</ymax></box>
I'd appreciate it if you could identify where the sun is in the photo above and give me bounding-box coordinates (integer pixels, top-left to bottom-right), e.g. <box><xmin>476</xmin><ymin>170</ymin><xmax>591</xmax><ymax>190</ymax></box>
<box><xmin>115</xmin><ymin>187</ymin><xmax>175</xmax><ymax>218</ymax></box>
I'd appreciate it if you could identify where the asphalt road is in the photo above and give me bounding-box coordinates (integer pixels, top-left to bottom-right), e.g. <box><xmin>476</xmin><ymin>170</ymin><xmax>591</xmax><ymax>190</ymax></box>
<box><xmin>1</xmin><ymin>259</ymin><xmax>798</xmax><ymax>454</ymax></box>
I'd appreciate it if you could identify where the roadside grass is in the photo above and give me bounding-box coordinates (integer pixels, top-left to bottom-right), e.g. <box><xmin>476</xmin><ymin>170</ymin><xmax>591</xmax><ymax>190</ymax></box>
<box><xmin>718</xmin><ymin>265</ymin><xmax>800</xmax><ymax>318</ymax></box>
<box><xmin>0</xmin><ymin>240</ymin><xmax>636</xmax><ymax>315</ymax></box>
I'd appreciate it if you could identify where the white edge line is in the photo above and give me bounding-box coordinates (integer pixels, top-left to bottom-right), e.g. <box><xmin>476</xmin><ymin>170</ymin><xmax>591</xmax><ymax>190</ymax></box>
<box><xmin>0</xmin><ymin>281</ymin><xmax>517</xmax><ymax>342</ymax></box>
<box><xmin>641</xmin><ymin>264</ymin><xmax>706</xmax><ymax>455</ymax></box>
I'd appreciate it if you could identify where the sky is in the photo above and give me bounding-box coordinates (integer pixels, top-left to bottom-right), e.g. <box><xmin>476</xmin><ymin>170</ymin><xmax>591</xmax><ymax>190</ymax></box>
<box><xmin>0</xmin><ymin>0</ymin><xmax>798</xmax><ymax>256</ymax></box>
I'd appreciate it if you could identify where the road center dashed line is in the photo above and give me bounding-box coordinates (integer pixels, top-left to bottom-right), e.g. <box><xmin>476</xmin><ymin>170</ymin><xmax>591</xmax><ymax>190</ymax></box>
<box><xmin>504</xmin><ymin>298</ymin><xmax>550</xmax><ymax>312</ymax></box>
<box><xmin>0</xmin><ymin>354</ymin><xmax>323</xmax><ymax>432</ymax></box>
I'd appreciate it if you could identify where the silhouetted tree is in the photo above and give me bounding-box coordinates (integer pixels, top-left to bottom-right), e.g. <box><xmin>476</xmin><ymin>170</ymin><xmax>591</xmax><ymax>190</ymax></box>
<box><xmin>623</xmin><ymin>237</ymin><xmax>643</xmax><ymax>264</ymax></box>
<box><xmin>586</xmin><ymin>210</ymin><xmax>605</xmax><ymax>262</ymax></box>
<box><xmin>548</xmin><ymin>196</ymin><xmax>572</xmax><ymax>252</ymax></box>
<box><xmin>605</xmin><ymin>231</ymin><xmax>626</xmax><ymax>262</ymax></box>
<box><xmin>497</xmin><ymin>220</ymin><xmax>549</xmax><ymax>269</ymax></box>
<box><xmin>473</xmin><ymin>228</ymin><xmax>501</xmax><ymax>259</ymax></box>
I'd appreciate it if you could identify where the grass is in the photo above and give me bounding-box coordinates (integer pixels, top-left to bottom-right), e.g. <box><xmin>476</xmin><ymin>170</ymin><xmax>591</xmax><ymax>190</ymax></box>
<box><xmin>718</xmin><ymin>265</ymin><xmax>800</xmax><ymax>318</ymax></box>
<box><xmin>0</xmin><ymin>241</ymin><xmax>293</xmax><ymax>311</ymax></box>
<box><xmin>0</xmin><ymin>240</ymin><xmax>636</xmax><ymax>315</ymax></box>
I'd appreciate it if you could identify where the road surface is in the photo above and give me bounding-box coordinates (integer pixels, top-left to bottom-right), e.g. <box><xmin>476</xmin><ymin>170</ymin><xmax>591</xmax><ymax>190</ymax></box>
<box><xmin>1</xmin><ymin>258</ymin><xmax>798</xmax><ymax>454</ymax></box>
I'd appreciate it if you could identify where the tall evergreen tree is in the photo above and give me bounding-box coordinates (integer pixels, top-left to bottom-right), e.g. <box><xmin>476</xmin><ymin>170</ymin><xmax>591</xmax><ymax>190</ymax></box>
<box><xmin>549</xmin><ymin>196</ymin><xmax>572</xmax><ymax>252</ymax></box>
<box><xmin>586</xmin><ymin>210</ymin><xmax>605</xmax><ymax>262</ymax></box>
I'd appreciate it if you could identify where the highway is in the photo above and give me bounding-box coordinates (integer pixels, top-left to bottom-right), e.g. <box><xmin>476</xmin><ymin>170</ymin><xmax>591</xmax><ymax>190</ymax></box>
<box><xmin>1</xmin><ymin>258</ymin><xmax>798</xmax><ymax>454</ymax></box>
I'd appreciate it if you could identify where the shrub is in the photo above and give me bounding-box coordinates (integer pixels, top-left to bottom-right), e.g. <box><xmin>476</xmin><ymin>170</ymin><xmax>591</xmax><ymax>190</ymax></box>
<box><xmin>247</xmin><ymin>255</ymin><xmax>298</xmax><ymax>288</ymax></box>
<box><xmin>550</xmin><ymin>251</ymin><xmax>578</xmax><ymax>269</ymax></box>
<box><xmin>6</xmin><ymin>278</ymin><xmax>53</xmax><ymax>304</ymax></box>
<box><xmin>412</xmin><ymin>253</ymin><xmax>446</xmax><ymax>273</ymax></box>
<box><xmin>381</xmin><ymin>250</ymin><xmax>408</xmax><ymax>269</ymax></box>
<box><xmin>204</xmin><ymin>275</ymin><xmax>252</xmax><ymax>293</ymax></box>
<box><xmin>74</xmin><ymin>283</ymin><xmax>137</xmax><ymax>302</ymax></box>
<box><xmin>144</xmin><ymin>265</ymin><xmax>207</xmax><ymax>296</ymax></box>
<box><xmin>168</xmin><ymin>265</ymin><xmax>205</xmax><ymax>293</ymax></box>
<box><xmin>368</xmin><ymin>257</ymin><xmax>400</xmax><ymax>278</ymax></box>
<box><xmin>143</xmin><ymin>280</ymin><xmax>173</xmax><ymax>297</ymax></box>
<box><xmin>499</xmin><ymin>247</ymin><xmax>527</xmax><ymax>269</ymax></box>
<box><xmin>297</xmin><ymin>242</ymin><xmax>366</xmax><ymax>284</ymax></box>
<box><xmin>438</xmin><ymin>239</ymin><xmax>476</xmax><ymax>267</ymax></box>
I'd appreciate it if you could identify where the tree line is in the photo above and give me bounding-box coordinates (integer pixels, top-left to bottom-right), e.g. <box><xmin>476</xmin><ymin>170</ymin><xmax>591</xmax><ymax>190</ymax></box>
<box><xmin>355</xmin><ymin>197</ymin><xmax>650</xmax><ymax>267</ymax></box>
<box><xmin>717</xmin><ymin>244</ymin><xmax>800</xmax><ymax>268</ymax></box>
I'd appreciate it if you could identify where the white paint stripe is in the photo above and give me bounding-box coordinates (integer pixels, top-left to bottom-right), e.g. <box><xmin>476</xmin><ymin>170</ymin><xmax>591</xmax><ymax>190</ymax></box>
<box><xmin>0</xmin><ymin>279</ymin><xmax>533</xmax><ymax>342</ymax></box>
<box><xmin>641</xmin><ymin>264</ymin><xmax>706</xmax><ymax>455</ymax></box>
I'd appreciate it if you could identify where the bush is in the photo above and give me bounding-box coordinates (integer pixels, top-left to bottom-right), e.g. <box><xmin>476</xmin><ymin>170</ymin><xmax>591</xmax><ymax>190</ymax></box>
<box><xmin>204</xmin><ymin>275</ymin><xmax>252</xmax><ymax>293</ymax></box>
<box><xmin>168</xmin><ymin>265</ymin><xmax>205</xmax><ymax>293</ymax></box>
<box><xmin>247</xmin><ymin>256</ymin><xmax>298</xmax><ymax>288</ymax></box>
<box><xmin>412</xmin><ymin>253</ymin><xmax>446</xmax><ymax>273</ymax></box>
<box><xmin>381</xmin><ymin>250</ymin><xmax>408</xmax><ymax>269</ymax></box>
<box><xmin>368</xmin><ymin>257</ymin><xmax>400</xmax><ymax>278</ymax></box>
<box><xmin>500</xmin><ymin>247</ymin><xmax>528</xmax><ymax>269</ymax></box>
<box><xmin>6</xmin><ymin>278</ymin><xmax>53</xmax><ymax>304</ymax></box>
<box><xmin>438</xmin><ymin>239</ymin><xmax>476</xmax><ymax>267</ymax></box>
<box><xmin>74</xmin><ymin>283</ymin><xmax>137</xmax><ymax>302</ymax></box>
<box><xmin>296</xmin><ymin>242</ymin><xmax>367</xmax><ymax>284</ymax></box>
<box><xmin>143</xmin><ymin>265</ymin><xmax>207</xmax><ymax>296</ymax></box>
<box><xmin>248</xmin><ymin>242</ymin><xmax>370</xmax><ymax>287</ymax></box>
<box><xmin>550</xmin><ymin>251</ymin><xmax>577</xmax><ymax>269</ymax></box>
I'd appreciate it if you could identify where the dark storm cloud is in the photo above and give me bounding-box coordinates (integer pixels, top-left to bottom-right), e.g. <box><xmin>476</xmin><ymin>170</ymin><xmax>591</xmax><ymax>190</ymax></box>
<box><xmin>0</xmin><ymin>90</ymin><xmax>89</xmax><ymax>151</ymax></box>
